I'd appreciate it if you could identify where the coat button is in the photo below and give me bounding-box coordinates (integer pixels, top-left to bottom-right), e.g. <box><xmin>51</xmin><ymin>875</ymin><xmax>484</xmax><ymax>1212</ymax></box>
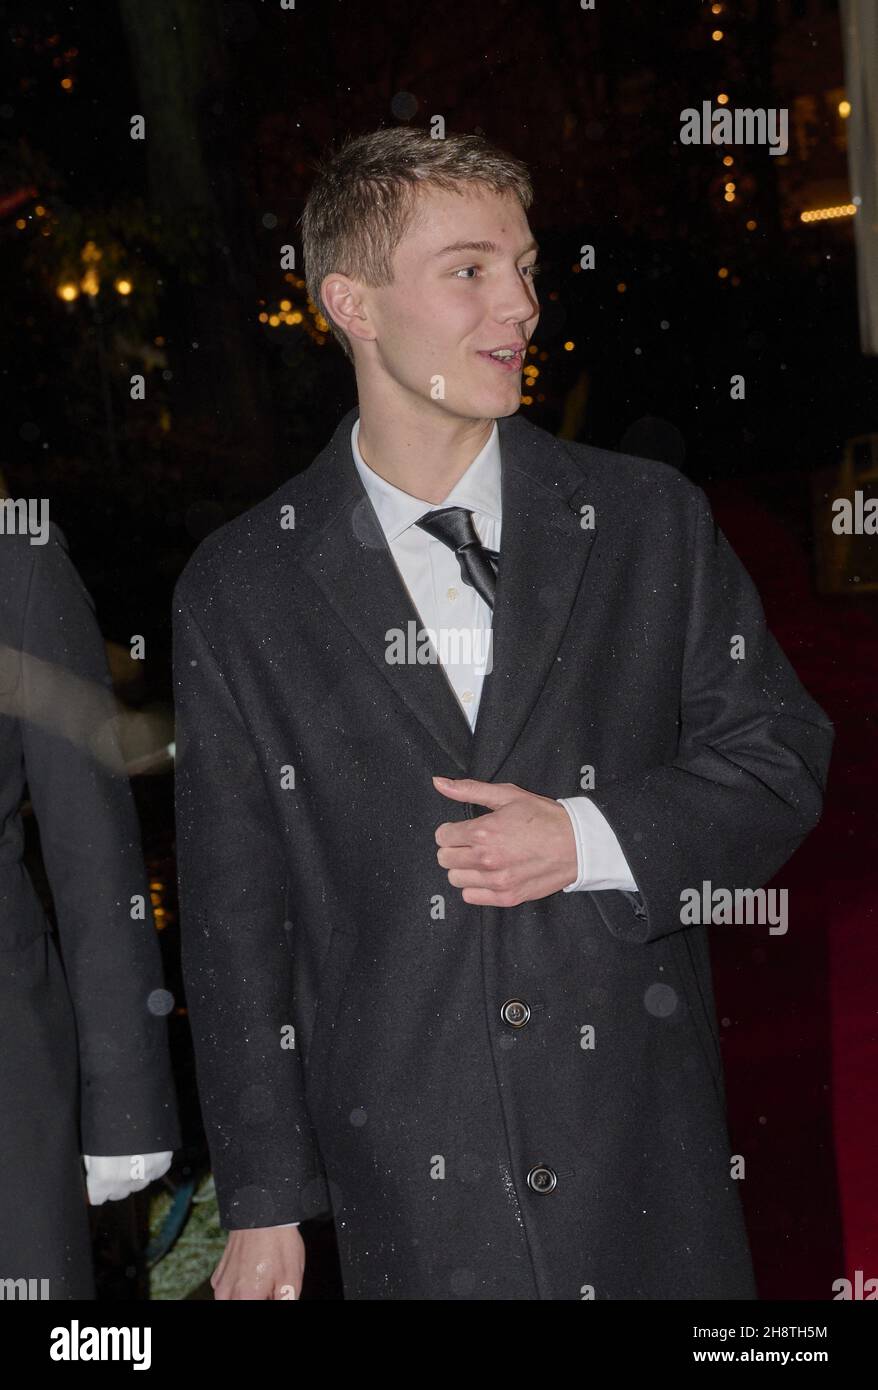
<box><xmin>500</xmin><ymin>998</ymin><xmax>530</xmax><ymax>1028</ymax></box>
<box><xmin>526</xmin><ymin>1164</ymin><xmax>557</xmax><ymax>1194</ymax></box>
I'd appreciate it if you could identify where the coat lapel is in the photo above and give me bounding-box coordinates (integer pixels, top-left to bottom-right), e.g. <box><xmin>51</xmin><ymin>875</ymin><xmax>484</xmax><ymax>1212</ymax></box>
<box><xmin>297</xmin><ymin>408</ymin><xmax>598</xmax><ymax>782</ymax></box>
<box><xmin>466</xmin><ymin>413</ymin><xmax>598</xmax><ymax>784</ymax></box>
<box><xmin>298</xmin><ymin>409</ymin><xmax>473</xmax><ymax>771</ymax></box>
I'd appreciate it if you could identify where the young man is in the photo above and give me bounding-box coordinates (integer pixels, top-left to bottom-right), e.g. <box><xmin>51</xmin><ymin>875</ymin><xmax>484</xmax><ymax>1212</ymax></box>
<box><xmin>173</xmin><ymin>127</ymin><xmax>834</xmax><ymax>1300</ymax></box>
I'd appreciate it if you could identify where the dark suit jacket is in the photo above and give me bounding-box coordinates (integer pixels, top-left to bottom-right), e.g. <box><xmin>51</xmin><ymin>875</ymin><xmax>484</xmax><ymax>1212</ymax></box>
<box><xmin>0</xmin><ymin>525</ymin><xmax>180</xmax><ymax>1299</ymax></box>
<box><xmin>173</xmin><ymin>406</ymin><xmax>834</xmax><ymax>1300</ymax></box>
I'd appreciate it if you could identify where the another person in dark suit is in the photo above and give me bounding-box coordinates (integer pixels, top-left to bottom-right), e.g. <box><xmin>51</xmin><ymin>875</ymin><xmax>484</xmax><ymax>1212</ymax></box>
<box><xmin>173</xmin><ymin>128</ymin><xmax>834</xmax><ymax>1300</ymax></box>
<box><xmin>0</xmin><ymin>519</ymin><xmax>180</xmax><ymax>1300</ymax></box>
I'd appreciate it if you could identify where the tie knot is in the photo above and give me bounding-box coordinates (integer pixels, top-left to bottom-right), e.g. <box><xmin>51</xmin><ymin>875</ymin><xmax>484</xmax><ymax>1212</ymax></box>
<box><xmin>414</xmin><ymin>506</ymin><xmax>481</xmax><ymax>554</ymax></box>
<box><xmin>414</xmin><ymin>506</ymin><xmax>499</xmax><ymax>609</ymax></box>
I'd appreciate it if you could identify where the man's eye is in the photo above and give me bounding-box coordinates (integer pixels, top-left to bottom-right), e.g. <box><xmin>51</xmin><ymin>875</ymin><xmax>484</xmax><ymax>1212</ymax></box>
<box><xmin>453</xmin><ymin>263</ymin><xmax>542</xmax><ymax>280</ymax></box>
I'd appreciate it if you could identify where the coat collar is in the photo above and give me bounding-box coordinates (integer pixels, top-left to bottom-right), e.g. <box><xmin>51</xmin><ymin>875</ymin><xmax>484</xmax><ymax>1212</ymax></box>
<box><xmin>297</xmin><ymin>406</ymin><xmax>598</xmax><ymax>782</ymax></box>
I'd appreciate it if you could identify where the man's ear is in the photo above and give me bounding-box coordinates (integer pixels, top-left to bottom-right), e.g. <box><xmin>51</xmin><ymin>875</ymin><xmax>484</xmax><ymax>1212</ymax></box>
<box><xmin>321</xmin><ymin>274</ymin><xmax>375</xmax><ymax>349</ymax></box>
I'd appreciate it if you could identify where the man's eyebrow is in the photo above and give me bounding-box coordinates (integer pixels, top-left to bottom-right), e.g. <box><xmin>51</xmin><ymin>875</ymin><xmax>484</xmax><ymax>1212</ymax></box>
<box><xmin>430</xmin><ymin>239</ymin><xmax>540</xmax><ymax>259</ymax></box>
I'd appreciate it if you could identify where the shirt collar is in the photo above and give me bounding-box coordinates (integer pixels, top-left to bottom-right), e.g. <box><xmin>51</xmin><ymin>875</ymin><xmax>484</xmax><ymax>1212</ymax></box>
<box><xmin>350</xmin><ymin>415</ymin><xmax>502</xmax><ymax>543</ymax></box>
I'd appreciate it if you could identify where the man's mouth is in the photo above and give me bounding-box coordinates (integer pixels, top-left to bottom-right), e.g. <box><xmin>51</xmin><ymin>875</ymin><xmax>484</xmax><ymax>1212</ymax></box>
<box><xmin>476</xmin><ymin>346</ymin><xmax>524</xmax><ymax>372</ymax></box>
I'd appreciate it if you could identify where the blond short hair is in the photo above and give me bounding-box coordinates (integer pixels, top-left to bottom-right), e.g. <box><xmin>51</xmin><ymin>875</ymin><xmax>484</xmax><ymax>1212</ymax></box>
<box><xmin>300</xmin><ymin>127</ymin><xmax>534</xmax><ymax>361</ymax></box>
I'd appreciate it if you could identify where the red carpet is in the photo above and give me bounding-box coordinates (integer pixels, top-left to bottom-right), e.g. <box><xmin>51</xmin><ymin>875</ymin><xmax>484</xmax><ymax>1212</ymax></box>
<box><xmin>704</xmin><ymin>479</ymin><xmax>877</xmax><ymax>1300</ymax></box>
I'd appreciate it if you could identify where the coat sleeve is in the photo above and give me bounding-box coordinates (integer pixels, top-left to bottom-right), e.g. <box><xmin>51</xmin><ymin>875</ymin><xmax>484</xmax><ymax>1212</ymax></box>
<box><xmin>583</xmin><ymin>484</ymin><xmax>835</xmax><ymax>945</ymax></box>
<box><xmin>172</xmin><ymin>589</ymin><xmax>329</xmax><ymax>1228</ymax></box>
<box><xmin>19</xmin><ymin>526</ymin><xmax>181</xmax><ymax>1156</ymax></box>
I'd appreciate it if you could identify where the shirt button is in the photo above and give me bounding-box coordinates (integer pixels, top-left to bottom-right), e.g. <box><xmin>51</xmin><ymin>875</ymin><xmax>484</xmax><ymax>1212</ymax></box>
<box><xmin>461</xmin><ymin>690</ymin><xmax>474</xmax><ymax>704</ymax></box>
<box><xmin>526</xmin><ymin>1165</ymin><xmax>558</xmax><ymax>1195</ymax></box>
<box><xmin>446</xmin><ymin>587</ymin><xmax>458</xmax><ymax>600</ymax></box>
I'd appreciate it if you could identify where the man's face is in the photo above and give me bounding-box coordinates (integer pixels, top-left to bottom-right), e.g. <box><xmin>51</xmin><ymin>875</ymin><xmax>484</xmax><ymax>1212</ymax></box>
<box><xmin>354</xmin><ymin>183</ymin><xmax>541</xmax><ymax>421</ymax></box>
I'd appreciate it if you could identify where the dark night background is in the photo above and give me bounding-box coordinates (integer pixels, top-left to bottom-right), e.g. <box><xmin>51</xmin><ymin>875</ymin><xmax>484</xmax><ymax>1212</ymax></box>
<box><xmin>2</xmin><ymin>0</ymin><xmax>875</xmax><ymax>1300</ymax></box>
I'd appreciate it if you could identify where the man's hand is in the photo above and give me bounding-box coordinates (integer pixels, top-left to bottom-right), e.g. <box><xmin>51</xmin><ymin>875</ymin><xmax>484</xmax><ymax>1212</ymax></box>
<box><xmin>432</xmin><ymin>776</ymin><xmax>579</xmax><ymax>907</ymax></box>
<box><xmin>210</xmin><ymin>1227</ymin><xmax>305</xmax><ymax>1300</ymax></box>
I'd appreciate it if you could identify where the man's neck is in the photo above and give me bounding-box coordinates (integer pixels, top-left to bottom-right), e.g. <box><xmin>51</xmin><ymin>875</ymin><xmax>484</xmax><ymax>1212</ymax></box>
<box><xmin>355</xmin><ymin>395</ymin><xmax>495</xmax><ymax>505</ymax></box>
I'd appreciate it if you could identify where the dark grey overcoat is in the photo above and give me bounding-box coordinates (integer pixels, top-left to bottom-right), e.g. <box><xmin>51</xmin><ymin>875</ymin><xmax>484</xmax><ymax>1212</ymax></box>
<box><xmin>0</xmin><ymin>525</ymin><xmax>180</xmax><ymax>1300</ymax></box>
<box><xmin>173</xmin><ymin>406</ymin><xmax>834</xmax><ymax>1300</ymax></box>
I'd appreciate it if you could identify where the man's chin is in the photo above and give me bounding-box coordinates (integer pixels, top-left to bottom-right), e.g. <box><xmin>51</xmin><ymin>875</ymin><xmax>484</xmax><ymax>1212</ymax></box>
<box><xmin>443</xmin><ymin>389</ymin><xmax>523</xmax><ymax>422</ymax></box>
<box><xmin>492</xmin><ymin>397</ymin><xmax>523</xmax><ymax>419</ymax></box>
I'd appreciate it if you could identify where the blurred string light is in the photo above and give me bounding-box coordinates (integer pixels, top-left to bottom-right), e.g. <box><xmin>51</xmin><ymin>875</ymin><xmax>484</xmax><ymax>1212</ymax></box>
<box><xmin>708</xmin><ymin>0</ymin><xmax>742</xmax><ymax>280</ymax></box>
<box><xmin>12</xmin><ymin>190</ymin><xmax>51</xmax><ymax>235</ymax></box>
<box><xmin>11</xmin><ymin>25</ymin><xmax>78</xmax><ymax>90</ymax></box>
<box><xmin>520</xmin><ymin>336</ymin><xmax>545</xmax><ymax>405</ymax></box>
<box><xmin>149</xmin><ymin>878</ymin><xmax>167</xmax><ymax>929</ymax></box>
<box><xmin>55</xmin><ymin>239</ymin><xmax>134</xmax><ymax>302</ymax></box>
<box><xmin>800</xmin><ymin>204</ymin><xmax>858</xmax><ymax>223</ymax></box>
<box><xmin>258</xmin><ymin>272</ymin><xmax>328</xmax><ymax>344</ymax></box>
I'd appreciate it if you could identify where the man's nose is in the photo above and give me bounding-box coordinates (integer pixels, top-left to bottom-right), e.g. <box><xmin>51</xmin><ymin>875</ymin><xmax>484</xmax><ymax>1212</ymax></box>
<box><xmin>493</xmin><ymin>272</ymin><xmax>539</xmax><ymax>325</ymax></box>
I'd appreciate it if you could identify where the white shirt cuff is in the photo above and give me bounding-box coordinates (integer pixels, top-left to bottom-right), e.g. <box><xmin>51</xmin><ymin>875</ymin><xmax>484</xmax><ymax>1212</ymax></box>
<box><xmin>82</xmin><ymin>1150</ymin><xmax>174</xmax><ymax>1204</ymax></box>
<box><xmin>557</xmin><ymin>797</ymin><xmax>640</xmax><ymax>892</ymax></box>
